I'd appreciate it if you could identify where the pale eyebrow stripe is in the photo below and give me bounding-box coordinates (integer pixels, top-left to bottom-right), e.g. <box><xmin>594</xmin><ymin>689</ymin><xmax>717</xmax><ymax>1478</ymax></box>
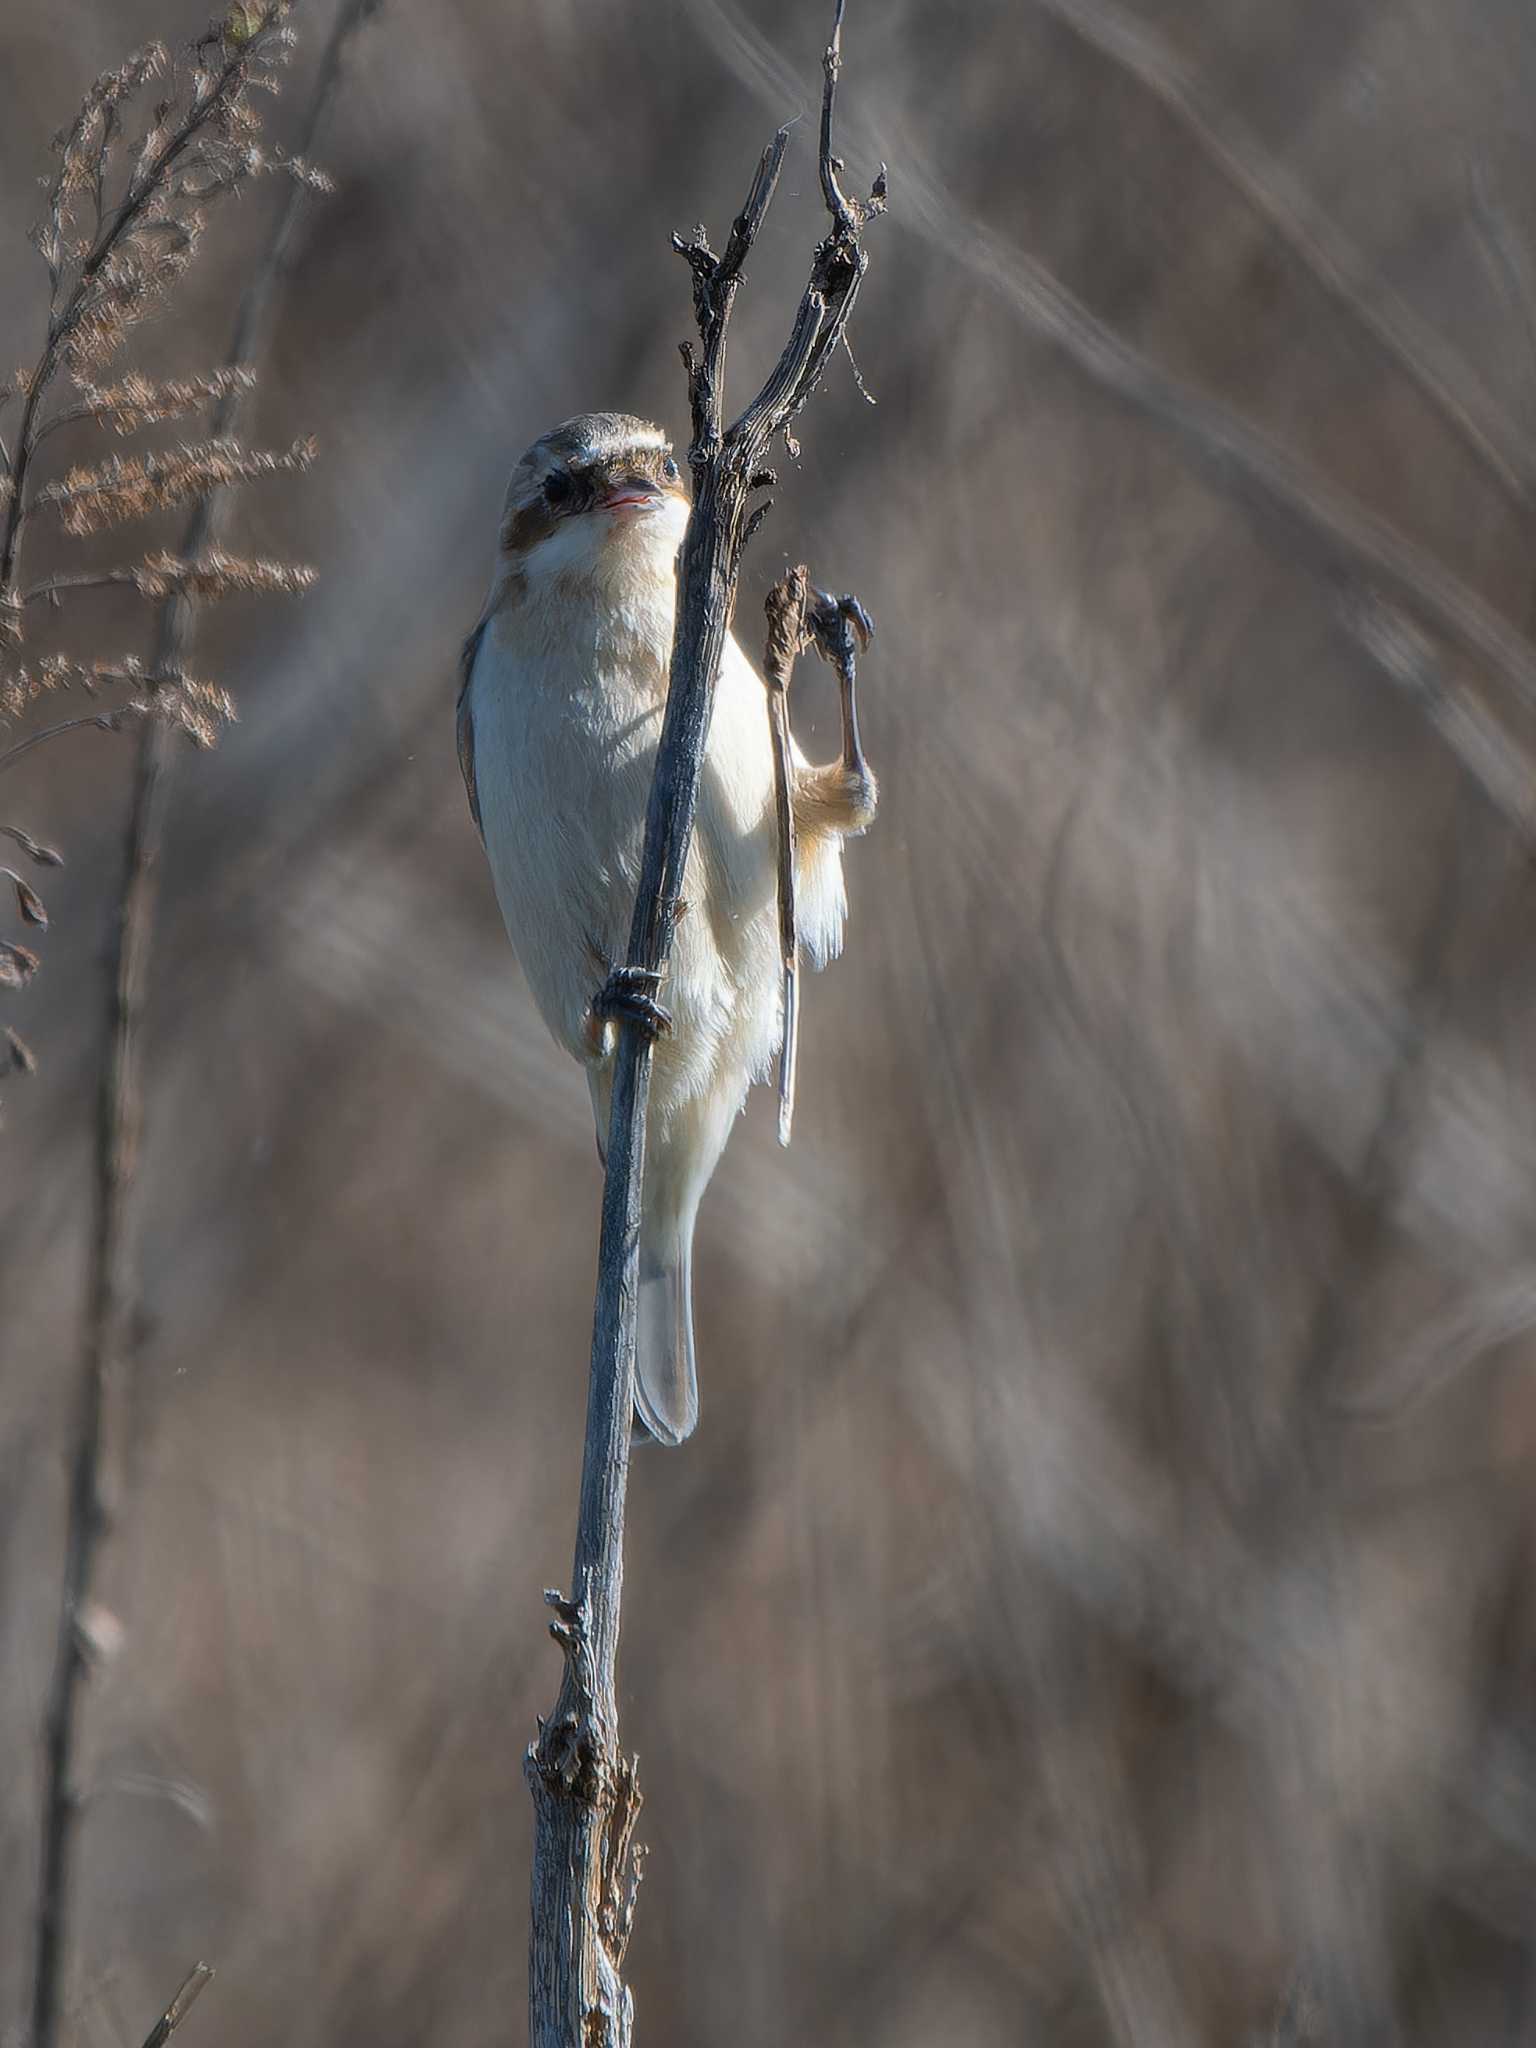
<box><xmin>556</xmin><ymin>427</ymin><xmax>669</xmax><ymax>464</ymax></box>
<box><xmin>516</xmin><ymin>422</ymin><xmax>671</xmax><ymax>478</ymax></box>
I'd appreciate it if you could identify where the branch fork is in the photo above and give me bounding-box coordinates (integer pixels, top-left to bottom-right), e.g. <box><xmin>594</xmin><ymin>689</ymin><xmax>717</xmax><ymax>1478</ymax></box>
<box><xmin>526</xmin><ymin>7</ymin><xmax>883</xmax><ymax>2044</ymax></box>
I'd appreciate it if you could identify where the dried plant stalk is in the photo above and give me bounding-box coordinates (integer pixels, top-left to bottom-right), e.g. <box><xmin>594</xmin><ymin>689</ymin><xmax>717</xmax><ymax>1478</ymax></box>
<box><xmin>524</xmin><ymin>6</ymin><xmax>883</xmax><ymax>2043</ymax></box>
<box><xmin>137</xmin><ymin>1961</ymin><xmax>213</xmax><ymax>2048</ymax></box>
<box><xmin>762</xmin><ymin>565</ymin><xmax>809</xmax><ymax>1144</ymax></box>
<box><xmin>759</xmin><ymin>570</ymin><xmax>876</xmax><ymax>1146</ymax></box>
<box><xmin>17</xmin><ymin>7</ymin><xmax>377</xmax><ymax>2043</ymax></box>
<box><xmin>0</xmin><ymin>5</ymin><xmax>318</xmax><ymax>1105</ymax></box>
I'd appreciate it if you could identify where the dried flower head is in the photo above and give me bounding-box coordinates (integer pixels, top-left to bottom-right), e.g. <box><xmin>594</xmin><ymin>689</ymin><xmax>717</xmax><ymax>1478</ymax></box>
<box><xmin>63</xmin><ymin>368</ymin><xmax>257</xmax><ymax>436</ymax></box>
<box><xmin>39</xmin><ymin>435</ymin><xmax>316</xmax><ymax>536</ymax></box>
<box><xmin>130</xmin><ymin>547</ymin><xmax>318</xmax><ymax>602</ymax></box>
<box><xmin>29</xmin><ymin>14</ymin><xmax>294</xmax><ymax>375</ymax></box>
<box><xmin>0</xmin><ymin>0</ymin><xmax>331</xmax><ymax>1116</ymax></box>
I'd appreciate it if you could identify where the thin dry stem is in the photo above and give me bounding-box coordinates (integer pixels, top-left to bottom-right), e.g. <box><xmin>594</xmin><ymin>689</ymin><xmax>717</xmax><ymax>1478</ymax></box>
<box><xmin>138</xmin><ymin>1962</ymin><xmax>213</xmax><ymax>2048</ymax></box>
<box><xmin>763</xmin><ymin>566</ymin><xmax>809</xmax><ymax>1145</ymax></box>
<box><xmin>23</xmin><ymin>6</ymin><xmax>372</xmax><ymax>2043</ymax></box>
<box><xmin>23</xmin><ymin>549</ymin><xmax>317</xmax><ymax>608</ymax></box>
<box><xmin>38</xmin><ymin>367</ymin><xmax>257</xmax><ymax>440</ymax></box>
<box><xmin>525</xmin><ymin>6</ymin><xmax>882</xmax><ymax>2044</ymax></box>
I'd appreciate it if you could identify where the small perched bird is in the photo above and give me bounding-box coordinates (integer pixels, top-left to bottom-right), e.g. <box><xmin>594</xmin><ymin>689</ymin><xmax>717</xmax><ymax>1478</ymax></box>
<box><xmin>457</xmin><ymin>412</ymin><xmax>875</xmax><ymax>1443</ymax></box>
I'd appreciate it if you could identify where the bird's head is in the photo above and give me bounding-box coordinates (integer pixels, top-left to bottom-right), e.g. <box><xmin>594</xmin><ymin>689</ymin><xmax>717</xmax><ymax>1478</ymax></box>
<box><xmin>496</xmin><ymin>412</ymin><xmax>690</xmax><ymax>598</ymax></box>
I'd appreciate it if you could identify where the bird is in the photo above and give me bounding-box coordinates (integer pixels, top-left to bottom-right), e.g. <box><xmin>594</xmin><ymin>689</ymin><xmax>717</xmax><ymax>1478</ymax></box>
<box><xmin>456</xmin><ymin>412</ymin><xmax>875</xmax><ymax>1444</ymax></box>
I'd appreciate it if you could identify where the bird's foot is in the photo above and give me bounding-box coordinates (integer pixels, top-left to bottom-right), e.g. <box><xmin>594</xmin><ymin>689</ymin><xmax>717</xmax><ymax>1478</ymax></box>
<box><xmin>592</xmin><ymin>964</ymin><xmax>673</xmax><ymax>1042</ymax></box>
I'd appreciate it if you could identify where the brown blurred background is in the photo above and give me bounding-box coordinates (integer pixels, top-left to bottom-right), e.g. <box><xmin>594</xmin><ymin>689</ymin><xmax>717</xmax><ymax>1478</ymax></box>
<box><xmin>7</xmin><ymin>1</ymin><xmax>1536</xmax><ymax>2042</ymax></box>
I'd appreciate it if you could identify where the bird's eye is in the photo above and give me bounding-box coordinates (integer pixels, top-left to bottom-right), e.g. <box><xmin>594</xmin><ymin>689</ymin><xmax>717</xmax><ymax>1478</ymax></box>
<box><xmin>543</xmin><ymin>470</ymin><xmax>574</xmax><ymax>507</ymax></box>
<box><xmin>663</xmin><ymin>456</ymin><xmax>680</xmax><ymax>484</ymax></box>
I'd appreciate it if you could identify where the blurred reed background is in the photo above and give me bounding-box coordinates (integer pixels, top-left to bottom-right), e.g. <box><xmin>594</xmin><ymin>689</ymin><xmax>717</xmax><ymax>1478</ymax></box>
<box><xmin>6</xmin><ymin>1</ymin><xmax>1536</xmax><ymax>2042</ymax></box>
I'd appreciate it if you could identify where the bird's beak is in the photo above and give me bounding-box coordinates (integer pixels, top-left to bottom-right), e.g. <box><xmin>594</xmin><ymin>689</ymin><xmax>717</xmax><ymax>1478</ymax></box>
<box><xmin>597</xmin><ymin>477</ymin><xmax>663</xmax><ymax>515</ymax></box>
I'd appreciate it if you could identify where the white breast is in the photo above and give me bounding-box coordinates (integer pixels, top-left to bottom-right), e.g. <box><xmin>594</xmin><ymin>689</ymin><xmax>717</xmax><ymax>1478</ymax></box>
<box><xmin>467</xmin><ymin>536</ymin><xmax>787</xmax><ymax>1123</ymax></box>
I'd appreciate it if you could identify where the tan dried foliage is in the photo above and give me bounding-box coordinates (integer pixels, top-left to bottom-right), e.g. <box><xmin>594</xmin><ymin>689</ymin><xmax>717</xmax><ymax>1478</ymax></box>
<box><xmin>69</xmin><ymin>367</ymin><xmax>257</xmax><ymax>435</ymax></box>
<box><xmin>1</xmin><ymin>654</ymin><xmax>107</xmax><ymax>717</ymax></box>
<box><xmin>0</xmin><ymin>942</ymin><xmax>40</xmax><ymax>989</ymax></box>
<box><xmin>131</xmin><ymin>546</ymin><xmax>317</xmax><ymax>601</ymax></box>
<box><xmin>40</xmin><ymin>436</ymin><xmax>317</xmax><ymax>535</ymax></box>
<box><xmin>1</xmin><ymin>655</ymin><xmax>236</xmax><ymax>748</ymax></box>
<box><xmin>35</xmin><ymin>22</ymin><xmax>292</xmax><ymax>374</ymax></box>
<box><xmin>9</xmin><ymin>876</ymin><xmax>48</xmax><ymax>930</ymax></box>
<box><xmin>0</xmin><ymin>4</ymin><xmax>318</xmax><ymax>1122</ymax></box>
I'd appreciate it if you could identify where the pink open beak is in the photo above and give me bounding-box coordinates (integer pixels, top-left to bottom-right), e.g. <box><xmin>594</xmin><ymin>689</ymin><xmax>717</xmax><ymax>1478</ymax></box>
<box><xmin>599</xmin><ymin>485</ymin><xmax>661</xmax><ymax>514</ymax></box>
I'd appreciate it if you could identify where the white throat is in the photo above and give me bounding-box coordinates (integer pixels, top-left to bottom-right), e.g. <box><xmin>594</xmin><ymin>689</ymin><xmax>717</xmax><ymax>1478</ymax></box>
<box><xmin>519</xmin><ymin>495</ymin><xmax>689</xmax><ymax>603</ymax></box>
<box><xmin>490</xmin><ymin>496</ymin><xmax>690</xmax><ymax>690</ymax></box>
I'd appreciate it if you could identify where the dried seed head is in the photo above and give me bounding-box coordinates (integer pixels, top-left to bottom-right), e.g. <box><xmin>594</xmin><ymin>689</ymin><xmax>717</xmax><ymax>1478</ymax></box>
<box><xmin>0</xmin><ymin>828</ymin><xmax>64</xmax><ymax>868</ymax></box>
<box><xmin>2</xmin><ymin>654</ymin><xmax>140</xmax><ymax>717</ymax></box>
<box><xmin>32</xmin><ymin>15</ymin><xmax>297</xmax><ymax>376</ymax></box>
<box><xmin>0</xmin><ymin>942</ymin><xmax>41</xmax><ymax>989</ymax></box>
<box><xmin>1</xmin><ymin>654</ymin><xmax>95</xmax><ymax>718</ymax></box>
<box><xmin>40</xmin><ymin>436</ymin><xmax>316</xmax><ymax>535</ymax></box>
<box><xmin>10</xmin><ymin>877</ymin><xmax>48</xmax><ymax>929</ymax></box>
<box><xmin>131</xmin><ymin>547</ymin><xmax>316</xmax><ymax>602</ymax></box>
<box><xmin>65</xmin><ymin>227</ymin><xmax>204</xmax><ymax>375</ymax></box>
<box><xmin>111</xmin><ymin>666</ymin><xmax>239</xmax><ymax>748</ymax></box>
<box><xmin>224</xmin><ymin>3</ymin><xmax>270</xmax><ymax>48</ymax></box>
<box><xmin>273</xmin><ymin>152</ymin><xmax>335</xmax><ymax>195</ymax></box>
<box><xmin>70</xmin><ymin>366</ymin><xmax>257</xmax><ymax>435</ymax></box>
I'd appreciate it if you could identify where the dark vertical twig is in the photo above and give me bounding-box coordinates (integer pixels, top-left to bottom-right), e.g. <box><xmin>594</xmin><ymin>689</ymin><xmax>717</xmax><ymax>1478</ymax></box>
<box><xmin>524</xmin><ymin>6</ymin><xmax>883</xmax><ymax>2043</ymax></box>
<box><xmin>29</xmin><ymin>11</ymin><xmax>377</xmax><ymax>2046</ymax></box>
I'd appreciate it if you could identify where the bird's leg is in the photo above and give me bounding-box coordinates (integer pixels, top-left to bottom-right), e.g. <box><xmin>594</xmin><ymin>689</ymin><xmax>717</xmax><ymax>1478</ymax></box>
<box><xmin>591</xmin><ymin>963</ymin><xmax>673</xmax><ymax>1043</ymax></box>
<box><xmin>796</xmin><ymin>590</ymin><xmax>878</xmax><ymax>836</ymax></box>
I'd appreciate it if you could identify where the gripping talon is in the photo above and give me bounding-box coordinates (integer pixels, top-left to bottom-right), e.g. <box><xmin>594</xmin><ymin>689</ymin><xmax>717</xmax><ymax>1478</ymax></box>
<box><xmin>593</xmin><ymin>965</ymin><xmax>673</xmax><ymax>1042</ymax></box>
<box><xmin>806</xmin><ymin>589</ymin><xmax>875</xmax><ymax>792</ymax></box>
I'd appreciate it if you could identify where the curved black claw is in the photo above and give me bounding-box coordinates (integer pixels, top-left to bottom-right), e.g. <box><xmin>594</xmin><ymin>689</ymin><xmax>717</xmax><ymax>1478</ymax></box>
<box><xmin>807</xmin><ymin>589</ymin><xmax>874</xmax><ymax>659</ymax></box>
<box><xmin>593</xmin><ymin>964</ymin><xmax>673</xmax><ymax>1042</ymax></box>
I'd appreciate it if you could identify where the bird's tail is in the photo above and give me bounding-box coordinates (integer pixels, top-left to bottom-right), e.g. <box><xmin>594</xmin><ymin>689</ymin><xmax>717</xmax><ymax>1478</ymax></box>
<box><xmin>633</xmin><ymin>1218</ymin><xmax>698</xmax><ymax>1446</ymax></box>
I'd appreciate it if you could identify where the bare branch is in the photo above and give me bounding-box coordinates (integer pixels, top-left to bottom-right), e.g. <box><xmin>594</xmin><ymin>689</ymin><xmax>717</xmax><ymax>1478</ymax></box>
<box><xmin>525</xmin><ymin>9</ymin><xmax>883</xmax><ymax>2043</ymax></box>
<box><xmin>0</xmin><ymin>708</ymin><xmax>139</xmax><ymax>776</ymax></box>
<box><xmin>683</xmin><ymin>8</ymin><xmax>1536</xmax><ymax>748</ymax></box>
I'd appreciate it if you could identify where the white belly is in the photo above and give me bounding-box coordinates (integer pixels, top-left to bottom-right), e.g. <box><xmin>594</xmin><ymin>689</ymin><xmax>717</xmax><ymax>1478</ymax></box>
<box><xmin>469</xmin><ymin>613</ymin><xmax>784</xmax><ymax>1127</ymax></box>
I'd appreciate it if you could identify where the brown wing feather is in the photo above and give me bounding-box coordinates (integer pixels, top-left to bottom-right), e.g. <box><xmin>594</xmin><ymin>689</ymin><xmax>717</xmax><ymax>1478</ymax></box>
<box><xmin>456</xmin><ymin>618</ymin><xmax>487</xmax><ymax>837</ymax></box>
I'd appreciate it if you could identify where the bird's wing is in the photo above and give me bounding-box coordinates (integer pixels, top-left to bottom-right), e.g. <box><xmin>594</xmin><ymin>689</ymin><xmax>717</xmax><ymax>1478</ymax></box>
<box><xmin>456</xmin><ymin>616</ymin><xmax>487</xmax><ymax>838</ymax></box>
